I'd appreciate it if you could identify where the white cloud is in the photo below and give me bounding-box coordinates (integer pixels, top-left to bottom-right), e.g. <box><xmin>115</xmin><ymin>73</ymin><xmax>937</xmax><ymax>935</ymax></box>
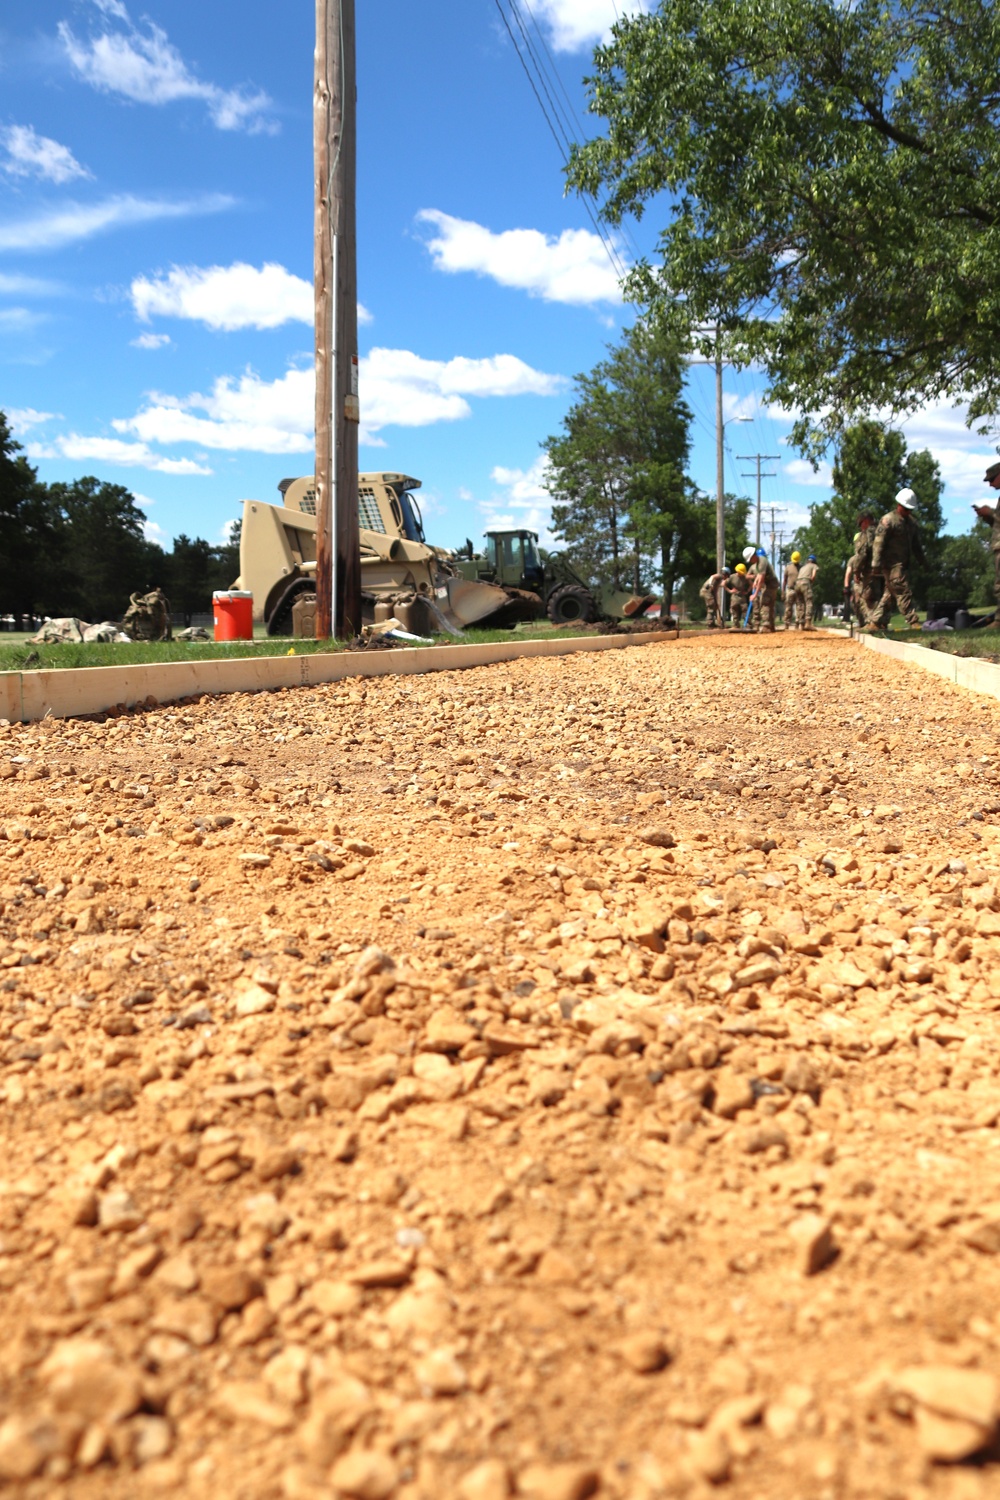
<box><xmin>0</xmin><ymin>308</ymin><xmax>44</xmax><ymax>332</ymax></box>
<box><xmin>1</xmin><ymin>125</ymin><xmax>91</xmax><ymax>185</ymax></box>
<box><xmin>418</xmin><ymin>209</ymin><xmax>623</xmax><ymax>306</ymax></box>
<box><xmin>59</xmin><ymin>8</ymin><xmax>275</xmax><ymax>134</ymax></box>
<box><xmin>784</xmin><ymin>458</ymin><xmax>834</xmax><ymax>488</ymax></box>
<box><xmin>131</xmin><ymin>331</ymin><xmax>172</xmax><ymax>350</ymax></box>
<box><xmin>476</xmin><ymin>457</ymin><xmax>556</xmax><ymax>543</ymax></box>
<box><xmin>132</xmin><ymin>493</ymin><xmax>156</xmax><ymax>509</ymax></box>
<box><xmin>0</xmin><ymin>193</ymin><xmax>232</xmax><ymax>253</ymax></box>
<box><xmin>6</xmin><ymin>407</ymin><xmax>57</xmax><ymax>433</ymax></box>
<box><xmin>113</xmin><ymin>348</ymin><xmax>564</xmax><ymax>454</ymax></box>
<box><xmin>142</xmin><ymin>517</ymin><xmax>169</xmax><ymax>546</ymax></box>
<box><xmin>130</xmin><ymin>261</ymin><xmax>372</xmax><ymax>333</ymax></box>
<box><xmin>91</xmin><ymin>1</ymin><xmax>130</xmax><ymax>19</ymax></box>
<box><xmin>132</xmin><ymin>262</ymin><xmax>310</xmax><ymax>331</ymax></box>
<box><xmin>220</xmin><ymin>517</ymin><xmax>240</xmax><ymax>543</ymax></box>
<box><xmin>27</xmin><ymin>434</ymin><xmax>211</xmax><ymax>475</ymax></box>
<box><xmin>0</xmin><ymin>271</ymin><xmax>63</xmax><ymax>296</ymax></box>
<box><xmin>530</xmin><ymin>0</ymin><xmax>648</xmax><ymax>53</ymax></box>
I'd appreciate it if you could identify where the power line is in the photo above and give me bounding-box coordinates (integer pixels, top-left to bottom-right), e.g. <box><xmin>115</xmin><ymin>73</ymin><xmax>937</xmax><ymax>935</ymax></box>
<box><xmin>491</xmin><ymin>0</ymin><xmax>629</xmax><ymax>283</ymax></box>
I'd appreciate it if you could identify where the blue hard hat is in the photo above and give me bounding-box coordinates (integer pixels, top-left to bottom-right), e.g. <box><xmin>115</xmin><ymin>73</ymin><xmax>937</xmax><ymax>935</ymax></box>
<box><xmin>756</xmin><ymin>548</ymin><xmax>766</xmax><ymax>556</ymax></box>
<box><xmin>808</xmin><ymin>553</ymin><xmax>817</xmax><ymax>561</ymax></box>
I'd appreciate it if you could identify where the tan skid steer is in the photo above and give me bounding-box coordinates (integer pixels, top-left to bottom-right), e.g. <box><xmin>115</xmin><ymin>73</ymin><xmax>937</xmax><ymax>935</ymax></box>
<box><xmin>236</xmin><ymin>473</ymin><xmax>542</xmax><ymax>637</ymax></box>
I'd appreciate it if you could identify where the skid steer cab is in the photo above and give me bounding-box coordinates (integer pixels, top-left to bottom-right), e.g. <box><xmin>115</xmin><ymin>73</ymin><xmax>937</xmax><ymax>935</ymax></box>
<box><xmin>454</xmin><ymin>529</ymin><xmax>657</xmax><ymax>626</ymax></box>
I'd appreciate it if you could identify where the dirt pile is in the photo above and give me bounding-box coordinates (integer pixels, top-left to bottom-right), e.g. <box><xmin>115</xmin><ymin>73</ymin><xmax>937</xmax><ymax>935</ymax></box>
<box><xmin>1</xmin><ymin>632</ymin><xmax>1000</xmax><ymax>1497</ymax></box>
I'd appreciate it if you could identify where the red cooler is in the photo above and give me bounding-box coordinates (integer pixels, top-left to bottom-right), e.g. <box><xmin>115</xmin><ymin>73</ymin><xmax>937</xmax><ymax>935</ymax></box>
<box><xmin>213</xmin><ymin>590</ymin><xmax>253</xmax><ymax>641</ymax></box>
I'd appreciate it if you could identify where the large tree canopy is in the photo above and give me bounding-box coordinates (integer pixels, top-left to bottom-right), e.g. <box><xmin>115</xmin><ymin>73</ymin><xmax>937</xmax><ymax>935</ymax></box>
<box><xmin>568</xmin><ymin>0</ymin><xmax>1000</xmax><ymax>455</ymax></box>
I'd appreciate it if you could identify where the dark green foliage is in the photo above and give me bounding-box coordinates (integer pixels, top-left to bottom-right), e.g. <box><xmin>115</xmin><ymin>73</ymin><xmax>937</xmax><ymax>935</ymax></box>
<box><xmin>567</xmin><ymin>0</ymin><xmax>1000</xmax><ymax>455</ymax></box>
<box><xmin>0</xmin><ymin>414</ymin><xmax>70</xmax><ymax>626</ymax></box>
<box><xmin>544</xmin><ymin>317</ymin><xmax>697</xmax><ymax>605</ymax></box>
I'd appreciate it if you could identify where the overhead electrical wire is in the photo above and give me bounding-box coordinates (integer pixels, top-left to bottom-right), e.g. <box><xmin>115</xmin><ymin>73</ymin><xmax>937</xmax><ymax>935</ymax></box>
<box><xmin>490</xmin><ymin>0</ymin><xmax>630</xmax><ymax>285</ymax></box>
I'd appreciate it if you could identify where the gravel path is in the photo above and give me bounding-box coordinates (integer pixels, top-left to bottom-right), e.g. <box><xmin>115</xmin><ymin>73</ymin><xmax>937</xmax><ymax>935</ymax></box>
<box><xmin>2</xmin><ymin>632</ymin><xmax>1000</xmax><ymax>1498</ymax></box>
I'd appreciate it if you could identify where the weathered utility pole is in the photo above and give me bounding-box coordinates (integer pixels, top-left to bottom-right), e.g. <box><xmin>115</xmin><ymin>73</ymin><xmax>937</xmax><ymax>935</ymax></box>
<box><xmin>715</xmin><ymin>330</ymin><xmax>725</xmax><ymax>578</ymax></box>
<box><xmin>314</xmin><ymin>0</ymin><xmax>360</xmax><ymax>639</ymax></box>
<box><xmin>737</xmin><ymin>451</ymin><xmax>781</xmax><ymax>549</ymax></box>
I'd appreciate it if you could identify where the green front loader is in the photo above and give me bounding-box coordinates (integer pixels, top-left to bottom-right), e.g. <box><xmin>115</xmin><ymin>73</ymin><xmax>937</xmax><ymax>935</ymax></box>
<box><xmin>453</xmin><ymin>528</ymin><xmax>657</xmax><ymax>625</ymax></box>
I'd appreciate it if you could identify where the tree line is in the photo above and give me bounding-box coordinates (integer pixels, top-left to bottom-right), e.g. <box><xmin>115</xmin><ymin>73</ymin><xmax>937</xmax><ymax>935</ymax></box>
<box><xmin>0</xmin><ymin>412</ymin><xmax>238</xmax><ymax>628</ymax></box>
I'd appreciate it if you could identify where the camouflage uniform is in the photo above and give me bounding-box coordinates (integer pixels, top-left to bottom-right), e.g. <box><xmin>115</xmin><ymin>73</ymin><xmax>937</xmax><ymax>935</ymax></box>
<box><xmin>796</xmin><ymin>560</ymin><xmax>819</xmax><ymax>628</ymax></box>
<box><xmin>698</xmin><ymin>571</ymin><xmax>726</xmax><ymax>627</ymax></box>
<box><xmin>748</xmin><ymin>557</ymin><xmax>779</xmax><ymax>632</ymax></box>
<box><xmin>851</xmin><ymin>528</ymin><xmax>880</xmax><ymax>624</ymax></box>
<box><xmin>782</xmin><ymin>560</ymin><xmax>802</xmax><ymax>629</ymax></box>
<box><xmin>726</xmin><ymin>572</ymin><xmax>752</xmax><ymax>629</ymax></box>
<box><xmin>975</xmin><ymin>503</ymin><xmax>1000</xmax><ymax>621</ymax></box>
<box><xmin>869</xmin><ymin>511</ymin><xmax>924</xmax><ymax>628</ymax></box>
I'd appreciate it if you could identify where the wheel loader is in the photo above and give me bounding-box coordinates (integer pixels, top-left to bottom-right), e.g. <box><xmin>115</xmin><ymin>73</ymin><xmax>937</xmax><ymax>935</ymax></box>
<box><xmin>236</xmin><ymin>473</ymin><xmax>542</xmax><ymax>636</ymax></box>
<box><xmin>453</xmin><ymin>529</ymin><xmax>658</xmax><ymax>625</ymax></box>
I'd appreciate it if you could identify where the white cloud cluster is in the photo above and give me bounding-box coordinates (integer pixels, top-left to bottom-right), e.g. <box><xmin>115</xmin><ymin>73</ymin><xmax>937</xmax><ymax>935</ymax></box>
<box><xmin>475</xmin><ymin>457</ymin><xmax>556</xmax><ymax>543</ymax></box>
<box><xmin>27</xmin><ymin>434</ymin><xmax>210</xmax><ymax>475</ymax></box>
<box><xmin>6</xmin><ymin>407</ymin><xmax>57</xmax><ymax>433</ymax></box>
<box><xmin>131</xmin><ymin>332</ymin><xmax>172</xmax><ymax>350</ymax></box>
<box><xmin>132</xmin><ymin>262</ymin><xmax>311</xmax><ymax>332</ymax></box>
<box><xmin>1</xmin><ymin>125</ymin><xmax>90</xmax><ymax>185</ymax></box>
<box><xmin>60</xmin><ymin>5</ymin><xmax>275</xmax><ymax>134</ymax></box>
<box><xmin>112</xmin><ymin>348</ymin><xmax>563</xmax><ymax>454</ymax></box>
<box><xmin>0</xmin><ymin>271</ymin><xmax>62</xmax><ymax>296</ymax></box>
<box><xmin>130</xmin><ymin>262</ymin><xmax>372</xmax><ymax>333</ymax></box>
<box><xmin>0</xmin><ymin>193</ymin><xmax>232</xmax><ymax>253</ymax></box>
<box><xmin>418</xmin><ymin>210</ymin><xmax>623</xmax><ymax>306</ymax></box>
<box><xmin>784</xmin><ymin>457</ymin><xmax>834</xmax><ymax>489</ymax></box>
<box><xmin>530</xmin><ymin>0</ymin><xmax>648</xmax><ymax>53</ymax></box>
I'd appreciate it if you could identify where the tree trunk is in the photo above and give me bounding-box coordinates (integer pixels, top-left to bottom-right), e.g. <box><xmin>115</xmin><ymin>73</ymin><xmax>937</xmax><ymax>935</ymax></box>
<box><xmin>659</xmin><ymin>530</ymin><xmax>674</xmax><ymax>619</ymax></box>
<box><xmin>608</xmin><ymin>495</ymin><xmax>620</xmax><ymax>590</ymax></box>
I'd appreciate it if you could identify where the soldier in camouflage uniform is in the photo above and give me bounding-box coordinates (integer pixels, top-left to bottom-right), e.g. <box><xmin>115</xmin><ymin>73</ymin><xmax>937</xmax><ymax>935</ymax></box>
<box><xmin>724</xmin><ymin>563</ymin><xmax>751</xmax><ymax>629</ymax></box>
<box><xmin>865</xmin><ymin>489</ymin><xmax>924</xmax><ymax>630</ymax></box>
<box><xmin>748</xmin><ymin>550</ymin><xmax>779</xmax><ymax>632</ymax></box>
<box><xmin>797</xmin><ymin>554</ymin><xmax>819</xmax><ymax>629</ymax></box>
<box><xmin>782</xmin><ymin>550</ymin><xmax>803</xmax><ymax>629</ymax></box>
<box><xmin>973</xmin><ymin>460</ymin><xmax>1000</xmax><ymax>629</ymax></box>
<box><xmin>843</xmin><ymin>514</ymin><xmax>877</xmax><ymax>624</ymax></box>
<box><xmin>699</xmin><ymin>567</ymin><xmax>730</xmax><ymax>627</ymax></box>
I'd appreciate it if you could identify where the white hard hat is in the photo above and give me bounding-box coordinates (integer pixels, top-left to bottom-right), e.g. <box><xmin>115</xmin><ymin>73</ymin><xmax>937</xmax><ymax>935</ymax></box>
<box><xmin>895</xmin><ymin>488</ymin><xmax>917</xmax><ymax>510</ymax></box>
<box><xmin>742</xmin><ymin>546</ymin><xmax>756</xmax><ymax>563</ymax></box>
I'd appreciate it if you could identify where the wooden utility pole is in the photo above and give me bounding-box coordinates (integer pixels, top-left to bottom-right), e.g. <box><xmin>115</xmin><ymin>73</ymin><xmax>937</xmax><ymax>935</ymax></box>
<box><xmin>715</xmin><ymin>329</ymin><xmax>725</xmax><ymax>579</ymax></box>
<box><xmin>738</xmin><ymin>451</ymin><xmax>780</xmax><ymax>549</ymax></box>
<box><xmin>314</xmin><ymin>0</ymin><xmax>360</xmax><ymax>639</ymax></box>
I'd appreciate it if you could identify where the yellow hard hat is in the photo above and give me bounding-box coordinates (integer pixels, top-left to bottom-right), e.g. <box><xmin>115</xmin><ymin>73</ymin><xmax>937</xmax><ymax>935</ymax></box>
<box><xmin>735</xmin><ymin>563</ymin><xmax>747</xmax><ymax>574</ymax></box>
<box><xmin>853</xmin><ymin>532</ymin><xmax>862</xmax><ymax>545</ymax></box>
<box><xmin>791</xmin><ymin>551</ymin><xmax>801</xmax><ymax>563</ymax></box>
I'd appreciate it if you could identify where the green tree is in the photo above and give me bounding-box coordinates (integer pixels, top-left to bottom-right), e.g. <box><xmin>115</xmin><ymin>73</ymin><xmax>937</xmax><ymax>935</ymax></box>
<box><xmin>567</xmin><ymin>0</ymin><xmax>1000</xmax><ymax>455</ymax></box>
<box><xmin>167</xmin><ymin>535</ymin><xmax>215</xmax><ymax>624</ymax></box>
<box><xmin>545</xmin><ymin>317</ymin><xmax>692</xmax><ymax>604</ymax></box>
<box><xmin>0</xmin><ymin>412</ymin><xmax>69</xmax><ymax>627</ymax></box>
<box><xmin>933</xmin><ymin>530</ymin><xmax>994</xmax><ymax>607</ymax></box>
<box><xmin>48</xmin><ymin>477</ymin><xmax>166</xmax><ymax>620</ymax></box>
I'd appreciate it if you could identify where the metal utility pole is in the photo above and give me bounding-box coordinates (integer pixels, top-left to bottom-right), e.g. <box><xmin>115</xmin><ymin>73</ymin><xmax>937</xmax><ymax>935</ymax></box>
<box><xmin>738</xmin><ymin>452</ymin><xmax>780</xmax><ymax>549</ymax></box>
<box><xmin>314</xmin><ymin>0</ymin><xmax>360</xmax><ymax>639</ymax></box>
<box><xmin>715</xmin><ymin>331</ymin><xmax>725</xmax><ymax>577</ymax></box>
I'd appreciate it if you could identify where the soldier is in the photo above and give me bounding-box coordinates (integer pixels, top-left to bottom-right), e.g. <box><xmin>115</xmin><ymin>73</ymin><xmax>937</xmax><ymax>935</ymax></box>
<box><xmin>782</xmin><ymin>550</ymin><xmax>803</xmax><ymax>629</ymax></box>
<box><xmin>972</xmin><ymin>460</ymin><xmax>1000</xmax><ymax>630</ymax></box>
<box><xmin>748</xmin><ymin>549</ymin><xmax>780</xmax><ymax>633</ymax></box>
<box><xmin>864</xmin><ymin>488</ymin><xmax>924</xmax><ymax>631</ymax></box>
<box><xmin>797</xmin><ymin>554</ymin><xmax>819</xmax><ymax>629</ymax></box>
<box><xmin>725</xmin><ymin>562</ymin><xmax>751</xmax><ymax>629</ymax></box>
<box><xmin>699</xmin><ymin>567</ymin><xmax>730</xmax><ymax>628</ymax></box>
<box><xmin>849</xmin><ymin>513</ymin><xmax>879</xmax><ymax>623</ymax></box>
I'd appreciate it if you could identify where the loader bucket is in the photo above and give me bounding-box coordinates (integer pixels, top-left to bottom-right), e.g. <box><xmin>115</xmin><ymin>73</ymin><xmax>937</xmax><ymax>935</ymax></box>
<box><xmin>441</xmin><ymin>577</ymin><xmax>518</xmax><ymax>627</ymax></box>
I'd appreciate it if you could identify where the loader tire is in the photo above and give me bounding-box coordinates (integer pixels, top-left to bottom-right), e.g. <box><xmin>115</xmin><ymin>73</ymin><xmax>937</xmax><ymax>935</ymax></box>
<box><xmin>547</xmin><ymin>583</ymin><xmax>597</xmax><ymax>625</ymax></box>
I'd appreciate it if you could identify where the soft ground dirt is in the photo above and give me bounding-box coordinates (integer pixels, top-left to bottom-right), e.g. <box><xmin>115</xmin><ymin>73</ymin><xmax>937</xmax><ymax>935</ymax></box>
<box><xmin>3</xmin><ymin>632</ymin><xmax>1000</xmax><ymax>1500</ymax></box>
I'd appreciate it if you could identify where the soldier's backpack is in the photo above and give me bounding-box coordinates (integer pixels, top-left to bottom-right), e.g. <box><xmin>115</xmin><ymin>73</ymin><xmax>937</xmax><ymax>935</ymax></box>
<box><xmin>122</xmin><ymin>589</ymin><xmax>173</xmax><ymax>642</ymax></box>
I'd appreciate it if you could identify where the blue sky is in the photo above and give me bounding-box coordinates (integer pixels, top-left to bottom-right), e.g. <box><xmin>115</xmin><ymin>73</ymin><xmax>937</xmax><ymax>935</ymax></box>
<box><xmin>0</xmin><ymin>0</ymin><xmax>991</xmax><ymax>560</ymax></box>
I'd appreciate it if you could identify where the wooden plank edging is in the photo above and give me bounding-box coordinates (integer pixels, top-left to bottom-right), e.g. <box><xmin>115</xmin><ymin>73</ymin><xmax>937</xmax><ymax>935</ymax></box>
<box><xmin>0</xmin><ymin>631</ymin><xmax>678</xmax><ymax>723</ymax></box>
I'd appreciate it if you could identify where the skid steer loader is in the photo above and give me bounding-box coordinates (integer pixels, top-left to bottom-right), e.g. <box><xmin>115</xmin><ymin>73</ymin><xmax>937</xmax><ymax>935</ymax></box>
<box><xmin>236</xmin><ymin>473</ymin><xmax>542</xmax><ymax>637</ymax></box>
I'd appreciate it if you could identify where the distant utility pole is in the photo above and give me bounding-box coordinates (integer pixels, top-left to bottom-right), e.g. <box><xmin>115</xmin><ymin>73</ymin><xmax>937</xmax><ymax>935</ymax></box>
<box><xmin>314</xmin><ymin>0</ymin><xmax>360</xmax><ymax>639</ymax></box>
<box><xmin>738</xmin><ymin>451</ymin><xmax>781</xmax><ymax>549</ymax></box>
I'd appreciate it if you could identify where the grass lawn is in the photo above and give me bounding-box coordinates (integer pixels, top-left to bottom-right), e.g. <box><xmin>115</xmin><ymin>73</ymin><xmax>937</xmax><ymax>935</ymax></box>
<box><xmin>0</xmin><ymin>620</ymin><xmax>628</xmax><ymax>674</ymax></box>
